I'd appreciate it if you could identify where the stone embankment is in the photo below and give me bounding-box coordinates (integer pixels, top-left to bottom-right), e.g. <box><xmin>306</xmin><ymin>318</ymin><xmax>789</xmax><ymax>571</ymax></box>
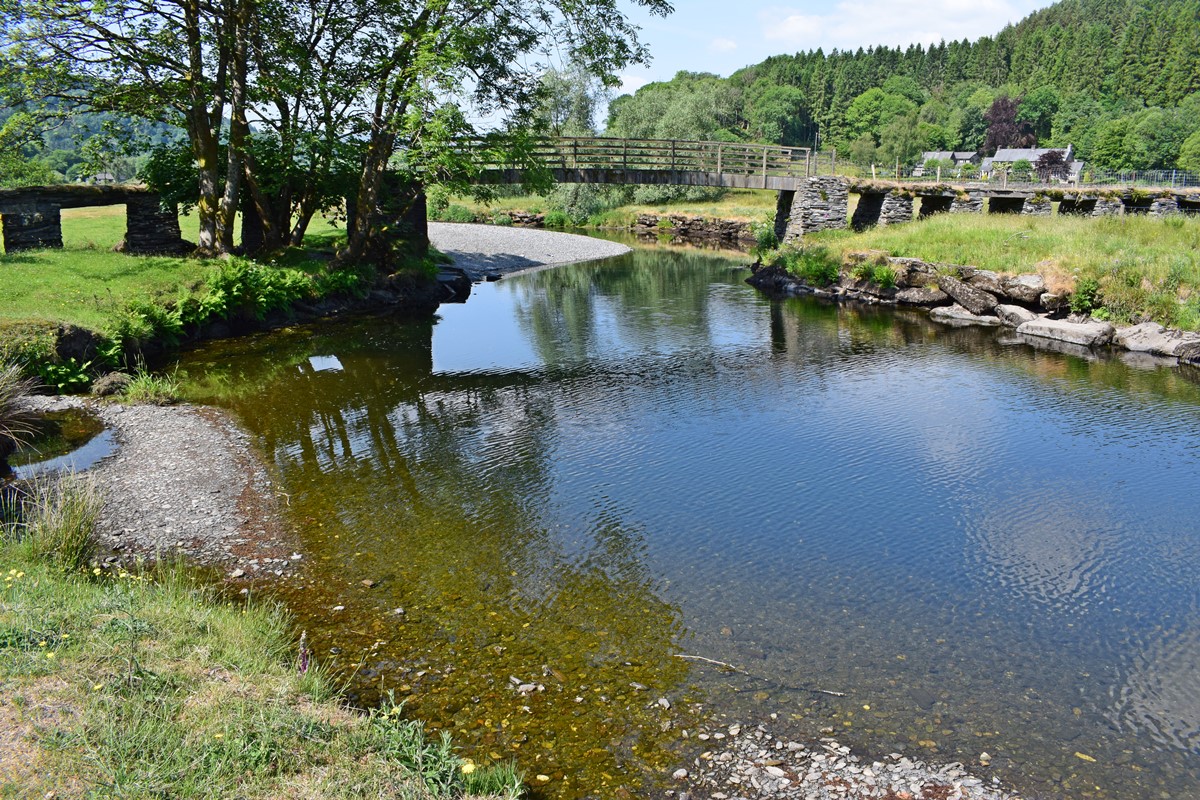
<box><xmin>747</xmin><ymin>252</ymin><xmax>1200</xmax><ymax>365</ymax></box>
<box><xmin>452</xmin><ymin>212</ymin><xmax>755</xmax><ymax>248</ymax></box>
<box><xmin>674</xmin><ymin>722</ymin><xmax>1016</xmax><ymax>800</ymax></box>
<box><xmin>630</xmin><ymin>214</ymin><xmax>755</xmax><ymax>247</ymax></box>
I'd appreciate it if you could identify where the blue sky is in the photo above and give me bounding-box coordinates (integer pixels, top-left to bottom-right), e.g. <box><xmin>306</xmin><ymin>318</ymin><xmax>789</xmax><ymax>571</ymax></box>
<box><xmin>615</xmin><ymin>0</ymin><xmax>1058</xmax><ymax>94</ymax></box>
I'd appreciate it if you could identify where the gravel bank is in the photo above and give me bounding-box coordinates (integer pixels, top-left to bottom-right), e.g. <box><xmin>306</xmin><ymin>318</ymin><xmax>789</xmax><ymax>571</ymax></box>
<box><xmin>429</xmin><ymin>222</ymin><xmax>630</xmax><ymax>279</ymax></box>
<box><xmin>676</xmin><ymin>722</ymin><xmax>1018</xmax><ymax>800</ymax></box>
<box><xmin>20</xmin><ymin>396</ymin><xmax>299</xmax><ymax>580</ymax></box>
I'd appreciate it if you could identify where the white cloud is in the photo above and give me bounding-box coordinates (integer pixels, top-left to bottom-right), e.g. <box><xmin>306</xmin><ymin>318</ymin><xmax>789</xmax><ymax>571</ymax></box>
<box><xmin>617</xmin><ymin>74</ymin><xmax>650</xmax><ymax>96</ymax></box>
<box><xmin>709</xmin><ymin>37</ymin><xmax>738</xmax><ymax>53</ymax></box>
<box><xmin>761</xmin><ymin>0</ymin><xmax>1041</xmax><ymax>51</ymax></box>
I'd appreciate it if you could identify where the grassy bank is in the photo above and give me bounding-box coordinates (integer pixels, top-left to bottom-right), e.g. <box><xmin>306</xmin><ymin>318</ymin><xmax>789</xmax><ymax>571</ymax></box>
<box><xmin>0</xmin><ymin>474</ymin><xmax>521</xmax><ymax>799</ymax></box>
<box><xmin>794</xmin><ymin>213</ymin><xmax>1200</xmax><ymax>331</ymax></box>
<box><xmin>0</xmin><ymin>206</ymin><xmax>432</xmax><ymax>389</ymax></box>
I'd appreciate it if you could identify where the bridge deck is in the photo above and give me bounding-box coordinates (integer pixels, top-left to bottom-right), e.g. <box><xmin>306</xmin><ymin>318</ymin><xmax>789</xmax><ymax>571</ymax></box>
<box><xmin>473</xmin><ymin>137</ymin><xmax>814</xmax><ymax>191</ymax></box>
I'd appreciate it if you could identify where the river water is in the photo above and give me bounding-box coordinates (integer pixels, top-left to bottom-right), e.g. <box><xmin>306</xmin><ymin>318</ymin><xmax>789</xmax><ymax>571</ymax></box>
<box><xmin>178</xmin><ymin>243</ymin><xmax>1200</xmax><ymax>799</ymax></box>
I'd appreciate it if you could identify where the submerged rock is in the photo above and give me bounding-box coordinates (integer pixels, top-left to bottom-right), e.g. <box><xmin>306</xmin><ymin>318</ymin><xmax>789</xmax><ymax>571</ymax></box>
<box><xmin>930</xmin><ymin>304</ymin><xmax>1002</xmax><ymax>327</ymax></box>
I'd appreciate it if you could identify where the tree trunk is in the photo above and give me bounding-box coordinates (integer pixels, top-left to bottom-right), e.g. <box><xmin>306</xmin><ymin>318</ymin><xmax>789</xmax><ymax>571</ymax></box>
<box><xmin>217</xmin><ymin>0</ymin><xmax>251</xmax><ymax>253</ymax></box>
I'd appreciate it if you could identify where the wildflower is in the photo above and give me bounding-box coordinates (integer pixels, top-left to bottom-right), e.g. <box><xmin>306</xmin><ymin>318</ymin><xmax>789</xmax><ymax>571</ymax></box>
<box><xmin>92</xmin><ymin>684</ymin><xmax>103</xmax><ymax>691</ymax></box>
<box><xmin>460</xmin><ymin>761</ymin><xmax>477</xmax><ymax>775</ymax></box>
<box><xmin>213</xmin><ymin>733</ymin><xmax>224</xmax><ymax>739</ymax></box>
<box><xmin>93</xmin><ymin>568</ymin><xmax>101</xmax><ymax>575</ymax></box>
<box><xmin>46</xmin><ymin>652</ymin><xmax>55</xmax><ymax>659</ymax></box>
<box><xmin>38</xmin><ymin>640</ymin><xmax>46</xmax><ymax>647</ymax></box>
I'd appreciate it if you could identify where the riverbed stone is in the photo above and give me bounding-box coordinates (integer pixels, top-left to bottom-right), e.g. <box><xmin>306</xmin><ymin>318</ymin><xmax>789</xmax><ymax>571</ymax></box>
<box><xmin>930</xmin><ymin>304</ymin><xmax>1002</xmax><ymax>327</ymax></box>
<box><xmin>92</xmin><ymin>372</ymin><xmax>133</xmax><ymax>397</ymax></box>
<box><xmin>938</xmin><ymin>275</ymin><xmax>999</xmax><ymax>316</ymax></box>
<box><xmin>1114</xmin><ymin>322</ymin><xmax>1200</xmax><ymax>359</ymax></box>
<box><xmin>1001</xmin><ymin>273</ymin><xmax>1046</xmax><ymax>304</ymax></box>
<box><xmin>966</xmin><ymin>270</ymin><xmax>1004</xmax><ymax>295</ymax></box>
<box><xmin>895</xmin><ymin>287</ymin><xmax>949</xmax><ymax>306</ymax></box>
<box><xmin>1017</xmin><ymin>317</ymin><xmax>1116</xmax><ymax>347</ymax></box>
<box><xmin>996</xmin><ymin>305</ymin><xmax>1039</xmax><ymax>328</ymax></box>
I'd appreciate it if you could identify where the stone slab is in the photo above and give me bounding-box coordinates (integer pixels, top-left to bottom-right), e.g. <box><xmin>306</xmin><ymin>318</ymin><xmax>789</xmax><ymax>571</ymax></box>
<box><xmin>1016</xmin><ymin>317</ymin><xmax>1116</xmax><ymax>347</ymax></box>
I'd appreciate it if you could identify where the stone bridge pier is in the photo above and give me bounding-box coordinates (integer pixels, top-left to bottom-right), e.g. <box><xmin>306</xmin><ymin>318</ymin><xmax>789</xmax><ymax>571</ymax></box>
<box><xmin>0</xmin><ymin>186</ymin><xmax>190</xmax><ymax>256</ymax></box>
<box><xmin>774</xmin><ymin>177</ymin><xmax>850</xmax><ymax>243</ymax></box>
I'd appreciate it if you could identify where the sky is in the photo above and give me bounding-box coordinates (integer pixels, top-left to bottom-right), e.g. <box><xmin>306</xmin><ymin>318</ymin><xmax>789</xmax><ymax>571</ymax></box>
<box><xmin>615</xmin><ymin>0</ymin><xmax>1058</xmax><ymax>95</ymax></box>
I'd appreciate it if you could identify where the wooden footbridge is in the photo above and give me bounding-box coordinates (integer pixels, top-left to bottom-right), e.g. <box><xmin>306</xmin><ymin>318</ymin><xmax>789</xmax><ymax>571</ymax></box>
<box><xmin>474</xmin><ymin>137</ymin><xmax>817</xmax><ymax>191</ymax></box>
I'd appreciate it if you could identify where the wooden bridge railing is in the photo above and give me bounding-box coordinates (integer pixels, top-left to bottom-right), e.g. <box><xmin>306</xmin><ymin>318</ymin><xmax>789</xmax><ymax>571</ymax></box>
<box><xmin>471</xmin><ymin>137</ymin><xmax>814</xmax><ymax>184</ymax></box>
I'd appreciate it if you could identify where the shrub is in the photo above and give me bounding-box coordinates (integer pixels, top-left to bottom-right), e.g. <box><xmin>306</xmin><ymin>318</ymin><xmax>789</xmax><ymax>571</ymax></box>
<box><xmin>1070</xmin><ymin>276</ymin><xmax>1101</xmax><ymax>314</ymax></box>
<box><xmin>430</xmin><ymin>204</ymin><xmax>475</xmax><ymax>223</ymax></box>
<box><xmin>542</xmin><ymin>210</ymin><xmax>569</xmax><ymax>229</ymax></box>
<box><xmin>871</xmin><ymin>264</ymin><xmax>898</xmax><ymax>289</ymax></box>
<box><xmin>750</xmin><ymin>220</ymin><xmax>779</xmax><ymax>260</ymax></box>
<box><xmin>491</xmin><ymin>213</ymin><xmax>513</xmax><ymax>227</ymax></box>
<box><xmin>36</xmin><ymin>359</ymin><xmax>93</xmax><ymax>394</ymax></box>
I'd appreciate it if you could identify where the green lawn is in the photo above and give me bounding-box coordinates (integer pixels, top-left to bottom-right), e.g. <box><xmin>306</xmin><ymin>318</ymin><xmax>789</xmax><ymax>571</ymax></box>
<box><xmin>0</xmin><ymin>207</ymin><xmax>350</xmax><ymax>334</ymax></box>
<box><xmin>0</xmin><ymin>207</ymin><xmax>210</xmax><ymax>330</ymax></box>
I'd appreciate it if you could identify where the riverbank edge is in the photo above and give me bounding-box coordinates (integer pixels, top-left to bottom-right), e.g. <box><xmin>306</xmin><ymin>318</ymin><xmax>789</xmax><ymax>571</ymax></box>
<box><xmin>747</xmin><ymin>252</ymin><xmax>1200</xmax><ymax>367</ymax></box>
<box><xmin>0</xmin><ymin>421</ymin><xmax>521</xmax><ymax>798</ymax></box>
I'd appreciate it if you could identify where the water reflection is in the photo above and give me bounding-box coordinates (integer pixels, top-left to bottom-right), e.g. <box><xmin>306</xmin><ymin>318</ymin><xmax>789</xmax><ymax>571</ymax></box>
<box><xmin>179</xmin><ymin>247</ymin><xmax>1200</xmax><ymax>800</ymax></box>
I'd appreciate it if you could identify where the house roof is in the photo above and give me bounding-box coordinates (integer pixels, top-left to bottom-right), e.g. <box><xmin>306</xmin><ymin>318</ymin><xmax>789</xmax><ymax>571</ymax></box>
<box><xmin>990</xmin><ymin>146</ymin><xmax>1073</xmax><ymax>163</ymax></box>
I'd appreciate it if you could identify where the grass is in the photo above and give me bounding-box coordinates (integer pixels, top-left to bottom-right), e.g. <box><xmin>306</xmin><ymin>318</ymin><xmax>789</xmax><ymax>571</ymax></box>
<box><xmin>120</xmin><ymin>367</ymin><xmax>182</xmax><ymax>406</ymax></box>
<box><xmin>808</xmin><ymin>212</ymin><xmax>1200</xmax><ymax>329</ymax></box>
<box><xmin>0</xmin><ymin>471</ymin><xmax>523</xmax><ymax>799</ymax></box>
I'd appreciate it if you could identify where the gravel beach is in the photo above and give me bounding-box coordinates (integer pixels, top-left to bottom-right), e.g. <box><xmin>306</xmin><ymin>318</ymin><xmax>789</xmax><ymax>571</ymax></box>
<box><xmin>429</xmin><ymin>221</ymin><xmax>631</xmax><ymax>279</ymax></box>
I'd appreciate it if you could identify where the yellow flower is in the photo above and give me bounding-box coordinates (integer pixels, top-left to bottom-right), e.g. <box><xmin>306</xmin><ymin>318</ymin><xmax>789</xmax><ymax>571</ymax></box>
<box><xmin>46</xmin><ymin>652</ymin><xmax>55</xmax><ymax>659</ymax></box>
<box><xmin>92</xmin><ymin>684</ymin><xmax>103</xmax><ymax>691</ymax></box>
<box><xmin>213</xmin><ymin>733</ymin><xmax>224</xmax><ymax>739</ymax></box>
<box><xmin>93</xmin><ymin>568</ymin><xmax>102</xmax><ymax>575</ymax></box>
<box><xmin>460</xmin><ymin>762</ymin><xmax>476</xmax><ymax>775</ymax></box>
<box><xmin>38</xmin><ymin>640</ymin><xmax>47</xmax><ymax>647</ymax></box>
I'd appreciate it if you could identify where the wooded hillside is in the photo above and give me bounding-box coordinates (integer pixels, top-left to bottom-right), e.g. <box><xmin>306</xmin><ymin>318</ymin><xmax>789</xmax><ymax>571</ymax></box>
<box><xmin>606</xmin><ymin>0</ymin><xmax>1200</xmax><ymax>173</ymax></box>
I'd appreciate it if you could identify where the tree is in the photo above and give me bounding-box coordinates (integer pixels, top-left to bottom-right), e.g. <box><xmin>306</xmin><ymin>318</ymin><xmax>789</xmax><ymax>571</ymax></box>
<box><xmin>984</xmin><ymin>96</ymin><xmax>1035</xmax><ymax>155</ymax></box>
<box><xmin>1180</xmin><ymin>130</ymin><xmax>1200</xmax><ymax>173</ymax></box>
<box><xmin>3</xmin><ymin>0</ymin><xmax>673</xmax><ymax>264</ymax></box>
<box><xmin>1034</xmin><ymin>149</ymin><xmax>1069</xmax><ymax>181</ymax></box>
<box><xmin>2</xmin><ymin>0</ymin><xmax>254</xmax><ymax>253</ymax></box>
<box><xmin>1016</xmin><ymin>85</ymin><xmax>1060</xmax><ymax>141</ymax></box>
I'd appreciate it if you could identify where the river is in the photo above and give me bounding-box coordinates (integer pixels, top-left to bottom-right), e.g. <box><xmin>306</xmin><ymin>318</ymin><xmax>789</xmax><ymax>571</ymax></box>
<box><xmin>177</xmin><ymin>240</ymin><xmax>1200</xmax><ymax>799</ymax></box>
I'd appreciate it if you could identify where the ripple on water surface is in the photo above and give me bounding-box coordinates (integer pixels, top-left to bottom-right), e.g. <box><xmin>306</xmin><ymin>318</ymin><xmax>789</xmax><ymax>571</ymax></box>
<box><xmin>178</xmin><ymin>247</ymin><xmax>1200</xmax><ymax>800</ymax></box>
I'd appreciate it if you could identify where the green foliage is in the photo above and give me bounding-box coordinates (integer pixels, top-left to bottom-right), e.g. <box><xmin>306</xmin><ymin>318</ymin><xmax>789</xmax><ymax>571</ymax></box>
<box><xmin>872</xmin><ymin>264</ymin><xmax>898</xmax><ymax>289</ymax></box>
<box><xmin>491</xmin><ymin>213</ymin><xmax>514</xmax><ymax>227</ymax></box>
<box><xmin>750</xmin><ymin>220</ymin><xmax>779</xmax><ymax>259</ymax></box>
<box><xmin>1071</xmin><ymin>276</ymin><xmax>1102</xmax><ymax>314</ymax></box>
<box><xmin>36</xmin><ymin>359</ymin><xmax>94</xmax><ymax>395</ymax></box>
<box><xmin>430</xmin><ymin>204</ymin><xmax>477</xmax><ymax>223</ymax></box>
<box><xmin>773</xmin><ymin>246</ymin><xmax>840</xmax><ymax>287</ymax></box>
<box><xmin>121</xmin><ymin>368</ymin><xmax>182</xmax><ymax>406</ymax></box>
<box><xmin>543</xmin><ymin>210</ymin><xmax>570</xmax><ymax>229</ymax></box>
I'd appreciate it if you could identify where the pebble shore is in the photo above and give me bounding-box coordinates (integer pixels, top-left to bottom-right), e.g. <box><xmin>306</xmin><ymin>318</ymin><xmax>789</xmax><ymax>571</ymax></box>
<box><xmin>677</xmin><ymin>722</ymin><xmax>1018</xmax><ymax>800</ymax></box>
<box><xmin>429</xmin><ymin>221</ymin><xmax>630</xmax><ymax>279</ymax></box>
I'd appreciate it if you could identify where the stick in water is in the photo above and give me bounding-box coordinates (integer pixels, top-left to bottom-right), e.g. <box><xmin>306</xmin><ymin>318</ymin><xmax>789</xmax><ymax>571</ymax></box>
<box><xmin>673</xmin><ymin>653</ymin><xmax>848</xmax><ymax>697</ymax></box>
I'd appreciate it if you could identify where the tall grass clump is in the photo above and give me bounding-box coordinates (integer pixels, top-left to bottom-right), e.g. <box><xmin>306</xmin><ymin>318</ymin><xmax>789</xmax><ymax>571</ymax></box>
<box><xmin>3</xmin><ymin>472</ymin><xmax>101</xmax><ymax>571</ymax></box>
<box><xmin>121</xmin><ymin>367</ymin><xmax>182</xmax><ymax>406</ymax></box>
<box><xmin>0</xmin><ymin>361</ymin><xmax>38</xmax><ymax>477</ymax></box>
<box><xmin>769</xmin><ymin>245</ymin><xmax>841</xmax><ymax>286</ymax></box>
